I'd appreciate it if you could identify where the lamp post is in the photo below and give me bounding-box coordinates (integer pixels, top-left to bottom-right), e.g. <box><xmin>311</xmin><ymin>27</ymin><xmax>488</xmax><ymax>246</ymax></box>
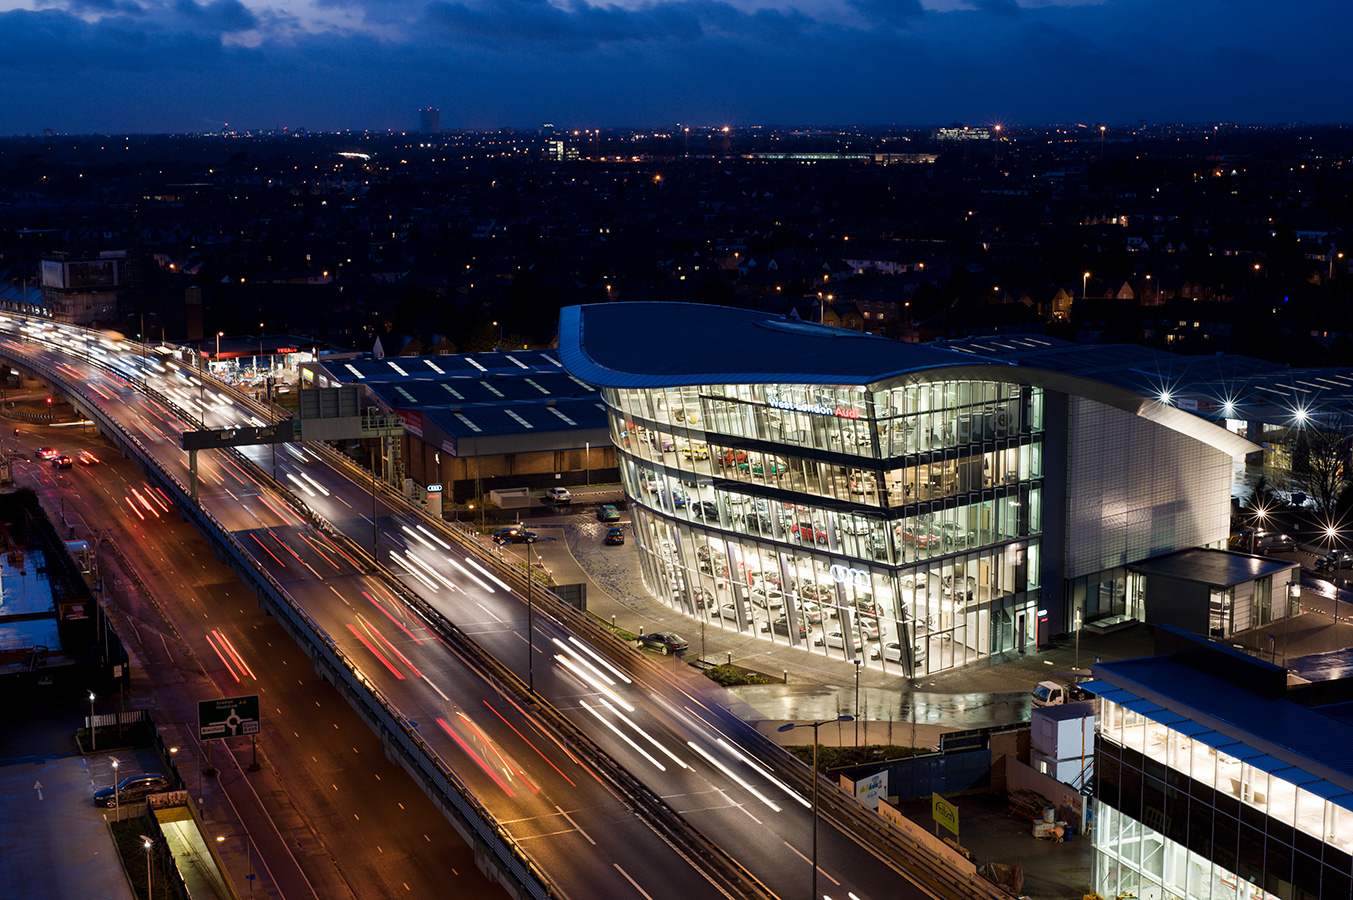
<box><xmin>493</xmin><ymin>320</ymin><xmax>502</xmax><ymax>347</ymax></box>
<box><xmin>1251</xmin><ymin>506</ymin><xmax>1269</xmax><ymax>555</ymax></box>
<box><xmin>215</xmin><ymin>331</ymin><xmax>223</xmax><ymax>370</ymax></box>
<box><xmin>1082</xmin><ymin>271</ymin><xmax>1091</xmax><ymax>300</ymax></box>
<box><xmin>778</xmin><ymin>715</ymin><xmax>853</xmax><ymax>900</ymax></box>
<box><xmin>216</xmin><ymin>834</ymin><xmax>256</xmax><ymax>898</ymax></box>
<box><xmin>854</xmin><ymin>661</ymin><xmax>861</xmax><ymax>747</ymax></box>
<box><xmin>141</xmin><ymin>836</ymin><xmax>154</xmax><ymax>900</ymax></box>
<box><xmin>1286</xmin><ymin>581</ymin><xmax>1300</xmax><ymax>661</ymax></box>
<box><xmin>585</xmin><ymin>441</ymin><xmax>590</xmax><ymax>486</ymax></box>
<box><xmin>89</xmin><ymin>691</ymin><xmax>97</xmax><ymax>751</ymax></box>
<box><xmin>111</xmin><ymin>757</ymin><xmax>120</xmax><ymax>820</ymax></box>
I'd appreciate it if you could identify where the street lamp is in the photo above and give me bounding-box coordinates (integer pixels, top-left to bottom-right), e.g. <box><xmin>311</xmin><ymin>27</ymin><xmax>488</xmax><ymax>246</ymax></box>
<box><xmin>111</xmin><ymin>757</ymin><xmax>120</xmax><ymax>820</ymax></box>
<box><xmin>141</xmin><ymin>836</ymin><xmax>154</xmax><ymax>900</ymax></box>
<box><xmin>1251</xmin><ymin>506</ymin><xmax>1270</xmax><ymax>554</ymax></box>
<box><xmin>854</xmin><ymin>661</ymin><xmax>863</xmax><ymax>746</ymax></box>
<box><xmin>492</xmin><ymin>321</ymin><xmax>502</xmax><ymax>346</ymax></box>
<box><xmin>777</xmin><ymin>715</ymin><xmax>853</xmax><ymax>900</ymax></box>
<box><xmin>1082</xmin><ymin>271</ymin><xmax>1091</xmax><ymax>300</ymax></box>
<box><xmin>217</xmin><ymin>834</ymin><xmax>257</xmax><ymax>898</ymax></box>
<box><xmin>215</xmin><ymin>331</ymin><xmax>223</xmax><ymax>368</ymax></box>
<box><xmin>89</xmin><ymin>691</ymin><xmax>97</xmax><ymax>751</ymax></box>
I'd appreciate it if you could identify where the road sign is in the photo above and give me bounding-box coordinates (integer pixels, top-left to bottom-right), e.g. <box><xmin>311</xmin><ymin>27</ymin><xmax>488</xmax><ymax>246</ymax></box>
<box><xmin>198</xmin><ymin>695</ymin><xmax>261</xmax><ymax>741</ymax></box>
<box><xmin>931</xmin><ymin>792</ymin><xmax>960</xmax><ymax>838</ymax></box>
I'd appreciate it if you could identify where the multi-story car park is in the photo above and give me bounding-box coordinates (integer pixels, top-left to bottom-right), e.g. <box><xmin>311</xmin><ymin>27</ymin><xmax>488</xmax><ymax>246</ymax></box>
<box><xmin>559</xmin><ymin>302</ymin><xmax>1256</xmax><ymax>677</ymax></box>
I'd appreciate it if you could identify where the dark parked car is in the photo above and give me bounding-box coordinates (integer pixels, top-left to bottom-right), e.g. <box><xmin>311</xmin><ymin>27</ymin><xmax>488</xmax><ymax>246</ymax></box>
<box><xmin>761</xmin><ymin>616</ymin><xmax>807</xmax><ymax>639</ymax></box>
<box><xmin>637</xmin><ymin>632</ymin><xmax>688</xmax><ymax>653</ymax></box>
<box><xmin>604</xmin><ymin>526</ymin><xmax>626</xmax><ymax>545</ymax></box>
<box><xmin>691</xmin><ymin>500</ymin><xmax>720</xmax><ymax>521</ymax></box>
<box><xmin>94</xmin><ymin>773</ymin><xmax>172</xmax><ymax>807</ymax></box>
<box><xmin>492</xmin><ymin>528</ymin><xmax>538</xmax><ymax>544</ymax></box>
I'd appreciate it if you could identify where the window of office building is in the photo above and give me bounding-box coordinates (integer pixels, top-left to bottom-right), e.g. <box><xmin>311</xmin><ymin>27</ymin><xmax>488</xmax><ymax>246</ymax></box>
<box><xmin>609</xmin><ymin>378</ymin><xmax>1045</xmax><ymax>675</ymax></box>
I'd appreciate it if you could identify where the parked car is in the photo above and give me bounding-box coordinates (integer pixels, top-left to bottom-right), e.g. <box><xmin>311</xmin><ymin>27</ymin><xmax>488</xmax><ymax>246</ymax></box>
<box><xmin>797</xmin><ymin>600</ymin><xmax>824</xmax><ymax>624</ymax></box>
<box><xmin>719</xmin><ymin>449</ymin><xmax>748</xmax><ymax>467</ymax></box>
<box><xmin>637</xmin><ymin>631</ymin><xmax>688</xmax><ymax>653</ymax></box>
<box><xmin>942</xmin><ymin>574</ymin><xmax>977</xmax><ymax>598</ymax></box>
<box><xmin>791</xmin><ymin>521</ymin><xmax>834</xmax><ymax>545</ymax></box>
<box><xmin>691</xmin><ymin>588</ymin><xmax>716</xmax><ymax>610</ymax></box>
<box><xmin>901</xmin><ymin>572</ymin><xmax>929</xmax><ymax>591</ymax></box>
<box><xmin>544</xmin><ymin>487</ymin><xmax>572</xmax><ymax>504</ymax></box>
<box><xmin>681</xmin><ymin>443</ymin><xmax>710</xmax><ymax>460</ymax></box>
<box><xmin>814</xmin><ymin>630</ymin><xmax>863</xmax><ymax>652</ymax></box>
<box><xmin>697</xmin><ymin>544</ymin><xmax>727</xmax><ymax>574</ymax></box>
<box><xmin>668</xmin><ymin>489</ymin><xmax>690</xmax><ymax>508</ymax></box>
<box><xmin>1316</xmin><ymin>549</ymin><xmax>1353</xmax><ymax>572</ymax></box>
<box><xmin>748</xmin><ymin>587</ymin><xmax>785</xmax><ymax>610</ymax></box>
<box><xmin>840</xmin><ymin>516</ymin><xmax>874</xmax><ymax>536</ymax></box>
<box><xmin>94</xmin><ymin>773</ymin><xmax>172</xmax><ymax>807</ymax></box>
<box><xmin>849</xmin><ymin>475</ymin><xmax>876</xmax><ymax>494</ymax></box>
<box><xmin>51</xmin><ymin>455</ymin><xmax>73</xmax><ymax>470</ymax></box>
<box><xmin>691</xmin><ymin>500</ymin><xmax>720</xmax><ymax>521</ymax></box>
<box><xmin>713</xmin><ymin>602</ymin><xmax>753</xmax><ymax>625</ymax></box>
<box><xmin>596</xmin><ymin>504</ymin><xmax>621</xmax><ymax>522</ymax></box>
<box><xmin>738</xmin><ymin>459</ymin><xmax>788</xmax><ymax>477</ymax></box>
<box><xmin>897</xmin><ymin>525</ymin><xmax>942</xmax><ymax>548</ymax></box>
<box><xmin>936</xmin><ymin>522</ymin><xmax>975</xmax><ymax>549</ymax></box>
<box><xmin>855</xmin><ymin>617</ymin><xmax>881</xmax><ymax>641</ymax></box>
<box><xmin>871</xmin><ymin>640</ymin><xmax>927</xmax><ymax>668</ymax></box>
<box><xmin>604</xmin><ymin>526</ymin><xmax>626</xmax><ymax>545</ymax></box>
<box><xmin>492</xmin><ymin>528</ymin><xmax>538</xmax><ymax>544</ymax></box>
<box><xmin>798</xmin><ymin>581</ymin><xmax>835</xmax><ymax>603</ymax></box>
<box><xmin>762</xmin><ymin>617</ymin><xmax>807</xmax><ymax>639</ymax></box>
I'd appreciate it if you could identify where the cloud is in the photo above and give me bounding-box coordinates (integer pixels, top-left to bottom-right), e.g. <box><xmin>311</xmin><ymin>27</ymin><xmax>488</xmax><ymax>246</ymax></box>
<box><xmin>0</xmin><ymin>0</ymin><xmax>1350</xmax><ymax>133</ymax></box>
<box><xmin>967</xmin><ymin>0</ymin><xmax>1020</xmax><ymax>16</ymax></box>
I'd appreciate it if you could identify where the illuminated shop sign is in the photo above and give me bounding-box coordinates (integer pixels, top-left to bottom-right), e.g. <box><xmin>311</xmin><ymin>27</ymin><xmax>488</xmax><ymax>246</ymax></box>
<box><xmin>766</xmin><ymin>398</ymin><xmax>862</xmax><ymax>419</ymax></box>
<box><xmin>829</xmin><ymin>564</ymin><xmax>871</xmax><ymax>587</ymax></box>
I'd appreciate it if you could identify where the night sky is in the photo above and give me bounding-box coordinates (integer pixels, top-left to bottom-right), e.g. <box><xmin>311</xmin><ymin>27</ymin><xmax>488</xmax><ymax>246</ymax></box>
<box><xmin>0</xmin><ymin>0</ymin><xmax>1346</xmax><ymax>135</ymax></box>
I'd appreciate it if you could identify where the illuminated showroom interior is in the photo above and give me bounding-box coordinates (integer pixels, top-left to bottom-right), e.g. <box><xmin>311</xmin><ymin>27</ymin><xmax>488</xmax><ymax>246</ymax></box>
<box><xmin>559</xmin><ymin>303</ymin><xmax>1257</xmax><ymax>677</ymax></box>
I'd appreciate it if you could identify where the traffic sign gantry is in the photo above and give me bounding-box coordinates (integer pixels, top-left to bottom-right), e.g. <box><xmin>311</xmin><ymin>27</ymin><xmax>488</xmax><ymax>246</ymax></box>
<box><xmin>198</xmin><ymin>695</ymin><xmax>261</xmax><ymax>742</ymax></box>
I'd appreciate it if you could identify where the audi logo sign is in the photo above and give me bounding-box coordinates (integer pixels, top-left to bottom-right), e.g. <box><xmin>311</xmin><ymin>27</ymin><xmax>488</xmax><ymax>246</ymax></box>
<box><xmin>829</xmin><ymin>565</ymin><xmax>871</xmax><ymax>587</ymax></box>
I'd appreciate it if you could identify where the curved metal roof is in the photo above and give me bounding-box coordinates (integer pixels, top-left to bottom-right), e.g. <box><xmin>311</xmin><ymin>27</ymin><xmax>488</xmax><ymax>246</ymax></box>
<box><xmin>559</xmin><ymin>303</ymin><xmax>1258</xmax><ymax>457</ymax></box>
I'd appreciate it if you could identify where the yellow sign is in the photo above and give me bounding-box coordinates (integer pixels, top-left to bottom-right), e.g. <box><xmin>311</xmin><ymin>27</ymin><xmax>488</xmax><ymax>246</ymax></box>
<box><xmin>931</xmin><ymin>792</ymin><xmax>959</xmax><ymax>837</ymax></box>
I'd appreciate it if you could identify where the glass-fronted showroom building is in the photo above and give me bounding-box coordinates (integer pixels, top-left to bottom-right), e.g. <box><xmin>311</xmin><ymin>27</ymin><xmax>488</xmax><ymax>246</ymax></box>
<box><xmin>559</xmin><ymin>303</ymin><xmax>1257</xmax><ymax>677</ymax></box>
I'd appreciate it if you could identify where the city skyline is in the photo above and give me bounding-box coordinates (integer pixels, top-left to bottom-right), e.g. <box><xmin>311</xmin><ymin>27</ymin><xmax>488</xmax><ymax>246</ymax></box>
<box><xmin>0</xmin><ymin>0</ymin><xmax>1347</xmax><ymax>134</ymax></box>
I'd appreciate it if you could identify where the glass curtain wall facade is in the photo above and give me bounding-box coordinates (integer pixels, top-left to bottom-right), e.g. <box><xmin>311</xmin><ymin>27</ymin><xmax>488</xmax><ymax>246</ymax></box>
<box><xmin>1094</xmin><ymin>697</ymin><xmax>1353</xmax><ymax>900</ymax></box>
<box><xmin>605</xmin><ymin>379</ymin><xmax>1045</xmax><ymax>676</ymax></box>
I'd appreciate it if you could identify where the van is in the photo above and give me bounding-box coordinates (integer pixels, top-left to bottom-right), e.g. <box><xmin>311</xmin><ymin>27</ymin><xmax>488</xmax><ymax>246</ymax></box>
<box><xmin>1254</xmin><ymin>531</ymin><xmax>1296</xmax><ymax>554</ymax></box>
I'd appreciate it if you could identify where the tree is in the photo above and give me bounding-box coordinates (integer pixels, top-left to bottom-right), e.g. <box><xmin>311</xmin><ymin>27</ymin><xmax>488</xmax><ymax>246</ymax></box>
<box><xmin>1289</xmin><ymin>423</ymin><xmax>1352</xmax><ymax>512</ymax></box>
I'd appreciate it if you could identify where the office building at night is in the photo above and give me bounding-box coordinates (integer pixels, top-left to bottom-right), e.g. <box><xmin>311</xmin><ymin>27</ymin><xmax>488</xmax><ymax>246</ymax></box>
<box><xmin>1092</xmin><ymin>629</ymin><xmax>1353</xmax><ymax>900</ymax></box>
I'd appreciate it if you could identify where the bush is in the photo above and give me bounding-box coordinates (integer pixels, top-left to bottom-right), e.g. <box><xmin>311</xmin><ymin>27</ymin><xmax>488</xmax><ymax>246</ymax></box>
<box><xmin>704</xmin><ymin>664</ymin><xmax>775</xmax><ymax>687</ymax></box>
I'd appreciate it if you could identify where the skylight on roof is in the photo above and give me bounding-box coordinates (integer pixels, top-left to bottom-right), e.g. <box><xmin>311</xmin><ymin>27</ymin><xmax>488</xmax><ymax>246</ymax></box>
<box><xmin>569</xmin><ymin>376</ymin><xmax>593</xmax><ymax>390</ymax></box>
<box><xmin>482</xmin><ymin>382</ymin><xmax>504</xmax><ymax>398</ymax></box>
<box><xmin>455</xmin><ymin>413</ymin><xmax>482</xmax><ymax>433</ymax></box>
<box><xmin>424</xmin><ymin>360</ymin><xmax>445</xmax><ymax>374</ymax></box>
<box><xmin>549</xmin><ymin>407</ymin><xmax>577</xmax><ymax>426</ymax></box>
<box><xmin>524</xmin><ymin>379</ymin><xmax>550</xmax><ymax>395</ymax></box>
<box><xmin>541</xmin><ymin>354</ymin><xmax>561</xmax><ymax>366</ymax></box>
<box><xmin>395</xmin><ymin>387</ymin><xmax>417</xmax><ymax>403</ymax></box>
<box><xmin>505</xmin><ymin>410</ymin><xmax>534</xmax><ymax>429</ymax></box>
<box><xmin>344</xmin><ymin>363</ymin><xmax>366</xmax><ymax>380</ymax></box>
<box><xmin>505</xmin><ymin>355</ymin><xmax>531</xmax><ymax>369</ymax></box>
<box><xmin>441</xmin><ymin>384</ymin><xmax>464</xmax><ymax>400</ymax></box>
<box><xmin>466</xmin><ymin>357</ymin><xmax>487</xmax><ymax>372</ymax></box>
<box><xmin>389</xmin><ymin>362</ymin><xmax>409</xmax><ymax>376</ymax></box>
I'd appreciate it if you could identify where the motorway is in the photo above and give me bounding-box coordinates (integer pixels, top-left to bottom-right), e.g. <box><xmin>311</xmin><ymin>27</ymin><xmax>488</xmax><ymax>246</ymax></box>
<box><xmin>5</xmin><ymin>319</ymin><xmax>934</xmax><ymax>900</ymax></box>
<box><xmin>16</xmin><ymin>429</ymin><xmax>507</xmax><ymax>900</ymax></box>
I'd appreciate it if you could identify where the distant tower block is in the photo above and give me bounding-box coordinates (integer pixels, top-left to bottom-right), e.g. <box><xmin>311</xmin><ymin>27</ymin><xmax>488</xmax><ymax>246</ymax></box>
<box><xmin>419</xmin><ymin>108</ymin><xmax>441</xmax><ymax>134</ymax></box>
